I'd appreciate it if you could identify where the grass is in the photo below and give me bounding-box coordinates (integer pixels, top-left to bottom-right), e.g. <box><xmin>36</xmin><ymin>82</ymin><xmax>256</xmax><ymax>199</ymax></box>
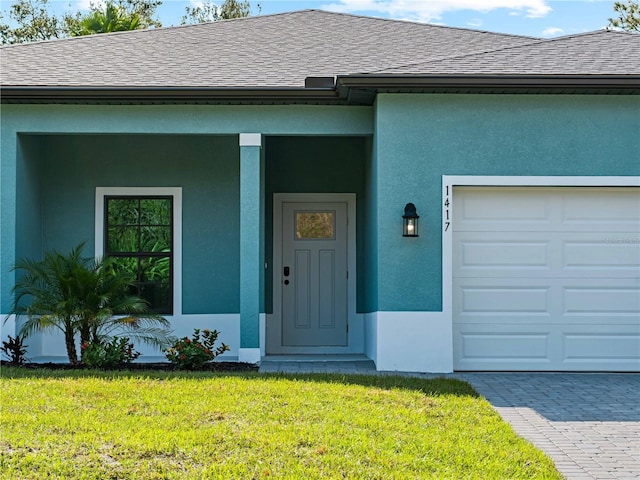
<box><xmin>0</xmin><ymin>368</ymin><xmax>561</xmax><ymax>479</ymax></box>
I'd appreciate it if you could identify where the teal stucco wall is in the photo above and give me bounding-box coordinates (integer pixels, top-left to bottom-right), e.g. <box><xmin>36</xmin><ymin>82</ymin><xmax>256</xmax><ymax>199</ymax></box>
<box><xmin>373</xmin><ymin>94</ymin><xmax>640</xmax><ymax>312</ymax></box>
<box><xmin>2</xmin><ymin>98</ymin><xmax>638</xmax><ymax>319</ymax></box>
<box><xmin>18</xmin><ymin>134</ymin><xmax>241</xmax><ymax>314</ymax></box>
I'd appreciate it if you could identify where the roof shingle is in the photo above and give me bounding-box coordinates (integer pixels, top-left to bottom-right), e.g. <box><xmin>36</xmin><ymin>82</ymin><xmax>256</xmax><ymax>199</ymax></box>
<box><xmin>1</xmin><ymin>10</ymin><xmax>537</xmax><ymax>88</ymax></box>
<box><xmin>371</xmin><ymin>30</ymin><xmax>640</xmax><ymax>75</ymax></box>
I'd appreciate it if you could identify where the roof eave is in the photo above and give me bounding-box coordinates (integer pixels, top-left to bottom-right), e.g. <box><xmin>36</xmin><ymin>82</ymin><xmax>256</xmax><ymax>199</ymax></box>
<box><xmin>337</xmin><ymin>74</ymin><xmax>640</xmax><ymax>96</ymax></box>
<box><xmin>0</xmin><ymin>86</ymin><xmax>343</xmax><ymax>104</ymax></box>
<box><xmin>2</xmin><ymin>75</ymin><xmax>638</xmax><ymax>105</ymax></box>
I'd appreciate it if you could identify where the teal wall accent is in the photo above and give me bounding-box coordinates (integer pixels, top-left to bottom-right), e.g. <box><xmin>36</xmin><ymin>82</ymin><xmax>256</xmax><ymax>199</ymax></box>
<box><xmin>1</xmin><ymin>104</ymin><xmax>373</xmax><ymax>136</ymax></box>
<box><xmin>363</xmin><ymin>126</ymin><xmax>378</xmax><ymax>313</ymax></box>
<box><xmin>264</xmin><ymin>136</ymin><xmax>369</xmax><ymax>313</ymax></box>
<box><xmin>374</xmin><ymin>94</ymin><xmax>640</xmax><ymax>312</ymax></box>
<box><xmin>1</xmin><ymin>104</ymin><xmax>372</xmax><ymax>313</ymax></box>
<box><xmin>15</xmin><ymin>136</ymin><xmax>43</xmax><ymax>264</ymax></box>
<box><xmin>26</xmin><ymin>134</ymin><xmax>240</xmax><ymax>314</ymax></box>
<box><xmin>240</xmin><ymin>142</ymin><xmax>262</xmax><ymax>348</ymax></box>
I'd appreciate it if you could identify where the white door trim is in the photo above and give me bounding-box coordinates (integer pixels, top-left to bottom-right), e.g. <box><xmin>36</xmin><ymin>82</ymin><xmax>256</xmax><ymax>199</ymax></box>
<box><xmin>269</xmin><ymin>193</ymin><xmax>358</xmax><ymax>354</ymax></box>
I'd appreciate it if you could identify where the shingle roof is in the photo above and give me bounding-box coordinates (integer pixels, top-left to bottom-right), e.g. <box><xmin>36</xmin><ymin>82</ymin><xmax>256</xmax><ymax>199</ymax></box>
<box><xmin>1</xmin><ymin>10</ymin><xmax>536</xmax><ymax>88</ymax></box>
<box><xmin>372</xmin><ymin>30</ymin><xmax>640</xmax><ymax>75</ymax></box>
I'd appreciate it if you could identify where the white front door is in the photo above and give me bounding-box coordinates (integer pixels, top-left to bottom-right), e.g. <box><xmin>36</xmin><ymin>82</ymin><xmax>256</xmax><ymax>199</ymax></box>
<box><xmin>281</xmin><ymin>202</ymin><xmax>348</xmax><ymax>346</ymax></box>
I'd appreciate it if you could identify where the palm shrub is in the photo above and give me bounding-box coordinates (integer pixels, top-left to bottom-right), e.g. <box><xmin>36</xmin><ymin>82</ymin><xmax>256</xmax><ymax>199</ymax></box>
<box><xmin>81</xmin><ymin>336</ymin><xmax>140</xmax><ymax>368</ymax></box>
<box><xmin>8</xmin><ymin>242</ymin><xmax>173</xmax><ymax>365</ymax></box>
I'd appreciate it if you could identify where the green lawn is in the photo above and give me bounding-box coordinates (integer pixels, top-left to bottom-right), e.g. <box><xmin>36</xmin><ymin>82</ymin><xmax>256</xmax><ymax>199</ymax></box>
<box><xmin>0</xmin><ymin>368</ymin><xmax>561</xmax><ymax>479</ymax></box>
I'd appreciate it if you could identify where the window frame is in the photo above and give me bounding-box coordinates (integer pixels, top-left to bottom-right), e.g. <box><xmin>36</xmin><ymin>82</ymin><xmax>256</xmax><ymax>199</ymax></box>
<box><xmin>105</xmin><ymin>195</ymin><xmax>174</xmax><ymax>314</ymax></box>
<box><xmin>95</xmin><ymin>187</ymin><xmax>182</xmax><ymax>316</ymax></box>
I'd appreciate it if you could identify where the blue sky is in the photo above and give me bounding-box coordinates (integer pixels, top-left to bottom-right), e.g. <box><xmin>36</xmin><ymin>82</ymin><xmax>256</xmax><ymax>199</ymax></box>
<box><xmin>36</xmin><ymin>0</ymin><xmax>619</xmax><ymax>37</ymax></box>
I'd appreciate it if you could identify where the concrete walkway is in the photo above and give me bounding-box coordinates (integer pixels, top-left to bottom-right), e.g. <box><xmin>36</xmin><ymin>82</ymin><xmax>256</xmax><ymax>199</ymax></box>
<box><xmin>259</xmin><ymin>360</ymin><xmax>639</xmax><ymax>480</ymax></box>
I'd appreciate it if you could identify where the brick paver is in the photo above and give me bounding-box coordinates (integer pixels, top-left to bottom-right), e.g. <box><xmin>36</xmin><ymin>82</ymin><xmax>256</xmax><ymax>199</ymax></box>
<box><xmin>457</xmin><ymin>373</ymin><xmax>640</xmax><ymax>480</ymax></box>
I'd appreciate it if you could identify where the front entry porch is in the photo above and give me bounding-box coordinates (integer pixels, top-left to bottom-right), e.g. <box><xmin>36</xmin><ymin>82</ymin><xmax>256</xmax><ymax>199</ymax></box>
<box><xmin>260</xmin><ymin>135</ymin><xmax>371</xmax><ymax>358</ymax></box>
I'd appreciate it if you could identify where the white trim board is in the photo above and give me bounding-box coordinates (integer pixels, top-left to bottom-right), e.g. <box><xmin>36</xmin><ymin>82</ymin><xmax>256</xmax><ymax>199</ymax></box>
<box><xmin>268</xmin><ymin>193</ymin><xmax>360</xmax><ymax>354</ymax></box>
<box><xmin>95</xmin><ymin>187</ymin><xmax>183</xmax><ymax>315</ymax></box>
<box><xmin>366</xmin><ymin>311</ymin><xmax>453</xmax><ymax>373</ymax></box>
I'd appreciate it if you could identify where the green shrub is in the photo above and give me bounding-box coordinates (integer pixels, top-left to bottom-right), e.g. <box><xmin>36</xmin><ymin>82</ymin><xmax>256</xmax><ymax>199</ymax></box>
<box><xmin>1</xmin><ymin>334</ymin><xmax>28</xmax><ymax>365</ymax></box>
<box><xmin>81</xmin><ymin>336</ymin><xmax>140</xmax><ymax>368</ymax></box>
<box><xmin>165</xmin><ymin>328</ymin><xmax>229</xmax><ymax>370</ymax></box>
<box><xmin>9</xmin><ymin>242</ymin><xmax>171</xmax><ymax>365</ymax></box>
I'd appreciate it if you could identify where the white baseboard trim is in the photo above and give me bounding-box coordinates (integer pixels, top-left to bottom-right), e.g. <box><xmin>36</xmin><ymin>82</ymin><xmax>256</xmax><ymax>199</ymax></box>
<box><xmin>238</xmin><ymin>348</ymin><xmax>261</xmax><ymax>364</ymax></box>
<box><xmin>367</xmin><ymin>311</ymin><xmax>453</xmax><ymax>374</ymax></box>
<box><xmin>260</xmin><ymin>313</ymin><xmax>266</xmax><ymax>357</ymax></box>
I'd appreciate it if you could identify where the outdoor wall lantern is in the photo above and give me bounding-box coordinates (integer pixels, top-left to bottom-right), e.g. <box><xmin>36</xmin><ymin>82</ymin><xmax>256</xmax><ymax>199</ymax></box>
<box><xmin>402</xmin><ymin>203</ymin><xmax>419</xmax><ymax>237</ymax></box>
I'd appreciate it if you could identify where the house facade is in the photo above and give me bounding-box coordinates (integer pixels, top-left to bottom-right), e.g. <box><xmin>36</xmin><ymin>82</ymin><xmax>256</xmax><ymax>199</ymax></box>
<box><xmin>1</xmin><ymin>11</ymin><xmax>639</xmax><ymax>372</ymax></box>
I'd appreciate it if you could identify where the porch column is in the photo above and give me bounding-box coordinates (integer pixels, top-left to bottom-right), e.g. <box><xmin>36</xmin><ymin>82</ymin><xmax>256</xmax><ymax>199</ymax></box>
<box><xmin>238</xmin><ymin>133</ymin><xmax>262</xmax><ymax>364</ymax></box>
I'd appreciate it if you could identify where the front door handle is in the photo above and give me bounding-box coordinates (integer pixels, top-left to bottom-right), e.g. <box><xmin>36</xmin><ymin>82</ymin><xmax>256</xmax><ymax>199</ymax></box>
<box><xmin>284</xmin><ymin>266</ymin><xmax>290</xmax><ymax>276</ymax></box>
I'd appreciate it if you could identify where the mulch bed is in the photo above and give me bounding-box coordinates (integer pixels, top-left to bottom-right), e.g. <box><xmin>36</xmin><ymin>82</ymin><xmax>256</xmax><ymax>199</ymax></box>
<box><xmin>1</xmin><ymin>360</ymin><xmax>259</xmax><ymax>372</ymax></box>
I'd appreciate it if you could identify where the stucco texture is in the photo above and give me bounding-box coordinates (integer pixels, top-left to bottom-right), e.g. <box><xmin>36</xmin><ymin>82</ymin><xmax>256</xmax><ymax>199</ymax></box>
<box><xmin>373</xmin><ymin>94</ymin><xmax>640</xmax><ymax>312</ymax></box>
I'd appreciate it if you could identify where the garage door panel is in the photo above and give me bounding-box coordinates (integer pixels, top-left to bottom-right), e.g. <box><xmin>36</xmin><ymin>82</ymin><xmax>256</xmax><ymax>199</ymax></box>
<box><xmin>562</xmin><ymin>189</ymin><xmax>640</xmax><ymax>226</ymax></box>
<box><xmin>453</xmin><ymin>186</ymin><xmax>640</xmax><ymax>372</ymax></box>
<box><xmin>458</xmin><ymin>331</ymin><xmax>550</xmax><ymax>360</ymax></box>
<box><xmin>455</xmin><ymin>188</ymin><xmax>552</xmax><ymax>227</ymax></box>
<box><xmin>564</xmin><ymin>286</ymin><xmax>640</xmax><ymax>316</ymax></box>
<box><xmin>564</xmin><ymin>239</ymin><xmax>640</xmax><ymax>271</ymax></box>
<box><xmin>455</xmin><ymin>277</ymin><xmax>639</xmax><ymax>324</ymax></box>
<box><xmin>456</xmin><ymin>283</ymin><xmax>551</xmax><ymax>316</ymax></box>
<box><xmin>457</xmin><ymin>238</ymin><xmax>550</xmax><ymax>270</ymax></box>
<box><xmin>455</xmin><ymin>232</ymin><xmax>640</xmax><ymax>278</ymax></box>
<box><xmin>563</xmin><ymin>331</ymin><xmax>640</xmax><ymax>363</ymax></box>
<box><xmin>455</xmin><ymin>187</ymin><xmax>640</xmax><ymax>233</ymax></box>
<box><xmin>454</xmin><ymin>324</ymin><xmax>640</xmax><ymax>371</ymax></box>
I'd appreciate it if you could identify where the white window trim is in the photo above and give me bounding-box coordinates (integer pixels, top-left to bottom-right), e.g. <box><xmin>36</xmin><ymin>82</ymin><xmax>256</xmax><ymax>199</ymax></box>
<box><xmin>95</xmin><ymin>187</ymin><xmax>182</xmax><ymax>317</ymax></box>
<box><xmin>441</xmin><ymin>175</ymin><xmax>640</xmax><ymax>320</ymax></box>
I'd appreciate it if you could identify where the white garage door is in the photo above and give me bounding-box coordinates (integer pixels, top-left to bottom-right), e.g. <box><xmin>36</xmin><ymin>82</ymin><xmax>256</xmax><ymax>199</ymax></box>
<box><xmin>453</xmin><ymin>186</ymin><xmax>640</xmax><ymax>371</ymax></box>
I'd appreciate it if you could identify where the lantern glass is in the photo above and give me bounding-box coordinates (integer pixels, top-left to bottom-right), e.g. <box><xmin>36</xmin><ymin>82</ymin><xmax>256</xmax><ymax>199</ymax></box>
<box><xmin>402</xmin><ymin>203</ymin><xmax>419</xmax><ymax>237</ymax></box>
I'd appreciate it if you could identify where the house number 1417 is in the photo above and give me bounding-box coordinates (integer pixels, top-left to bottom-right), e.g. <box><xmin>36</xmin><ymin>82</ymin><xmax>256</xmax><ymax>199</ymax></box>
<box><xmin>444</xmin><ymin>186</ymin><xmax>450</xmax><ymax>232</ymax></box>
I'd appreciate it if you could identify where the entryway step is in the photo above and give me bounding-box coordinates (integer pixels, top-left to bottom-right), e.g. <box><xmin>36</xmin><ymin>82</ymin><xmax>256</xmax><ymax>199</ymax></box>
<box><xmin>259</xmin><ymin>354</ymin><xmax>376</xmax><ymax>373</ymax></box>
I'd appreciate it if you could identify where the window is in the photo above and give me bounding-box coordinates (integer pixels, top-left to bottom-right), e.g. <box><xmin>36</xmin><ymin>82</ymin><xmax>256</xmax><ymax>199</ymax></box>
<box><xmin>295</xmin><ymin>211</ymin><xmax>335</xmax><ymax>239</ymax></box>
<box><xmin>105</xmin><ymin>196</ymin><xmax>173</xmax><ymax>313</ymax></box>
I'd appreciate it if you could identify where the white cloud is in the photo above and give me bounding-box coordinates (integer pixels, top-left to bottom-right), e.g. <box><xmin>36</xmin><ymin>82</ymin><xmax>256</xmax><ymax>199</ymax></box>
<box><xmin>467</xmin><ymin>18</ymin><xmax>483</xmax><ymax>27</ymax></box>
<box><xmin>321</xmin><ymin>0</ymin><xmax>552</xmax><ymax>23</ymax></box>
<box><xmin>541</xmin><ymin>26</ymin><xmax>564</xmax><ymax>36</ymax></box>
<box><xmin>72</xmin><ymin>0</ymin><xmax>99</xmax><ymax>11</ymax></box>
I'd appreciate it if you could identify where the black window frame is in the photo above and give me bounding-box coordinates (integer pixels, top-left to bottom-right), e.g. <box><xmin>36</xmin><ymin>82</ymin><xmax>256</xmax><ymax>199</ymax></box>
<box><xmin>104</xmin><ymin>195</ymin><xmax>174</xmax><ymax>314</ymax></box>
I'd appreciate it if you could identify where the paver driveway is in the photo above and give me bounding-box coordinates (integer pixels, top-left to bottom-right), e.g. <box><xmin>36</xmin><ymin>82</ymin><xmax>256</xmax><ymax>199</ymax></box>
<box><xmin>457</xmin><ymin>373</ymin><xmax>640</xmax><ymax>480</ymax></box>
